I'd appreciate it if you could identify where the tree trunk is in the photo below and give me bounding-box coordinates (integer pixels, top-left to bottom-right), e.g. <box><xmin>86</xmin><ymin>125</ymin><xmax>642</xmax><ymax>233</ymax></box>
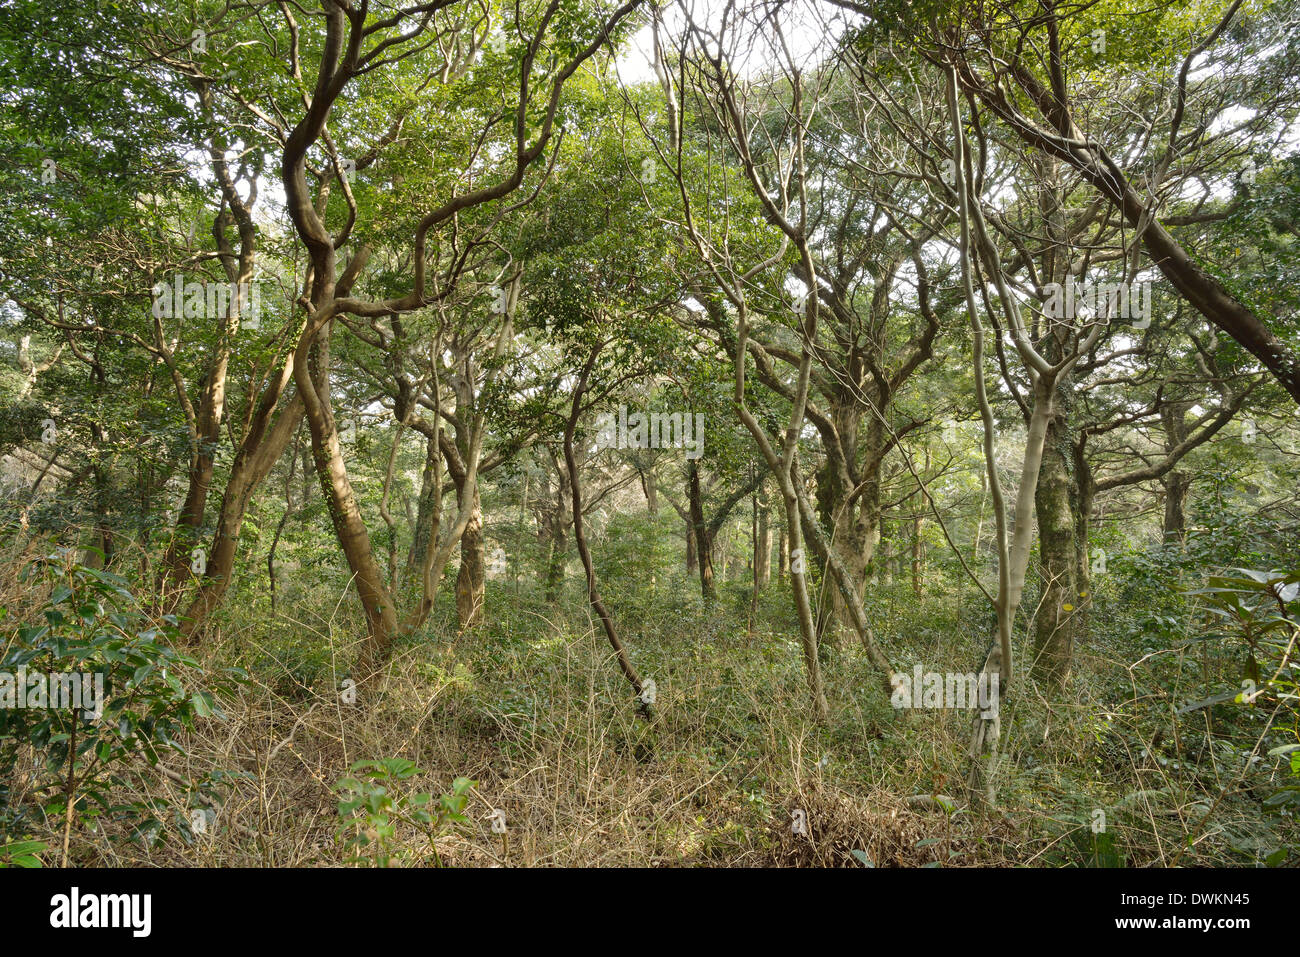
<box><xmin>827</xmin><ymin>473</ymin><xmax>879</xmax><ymax>632</ymax></box>
<box><xmin>717</xmin><ymin>526</ymin><xmax>729</xmax><ymax>583</ymax></box>
<box><xmin>563</xmin><ymin>351</ymin><xmax>644</xmax><ymax>703</ymax></box>
<box><xmin>1073</xmin><ymin>451</ymin><xmax>1095</xmax><ymax>639</ymax></box>
<box><xmin>539</xmin><ymin>452</ymin><xmax>571</xmax><ymax>603</ymax></box>
<box><xmin>181</xmin><ymin>393</ymin><xmax>304</xmax><ymax>638</ymax></box>
<box><xmin>1031</xmin><ymin>416</ymin><xmax>1077</xmax><ymax>686</ymax></box>
<box><xmin>160</xmin><ymin>361</ymin><xmax>226</xmax><ymax>595</ymax></box>
<box><xmin>748</xmin><ymin>491</ymin><xmax>760</xmax><ymax>631</ymax></box>
<box><xmin>641</xmin><ymin>468</ymin><xmax>657</xmax><ymax>515</ymax></box>
<box><xmin>1159</xmin><ymin>400</ymin><xmax>1193</xmax><ymax>543</ymax></box>
<box><xmin>406</xmin><ymin>432</ymin><xmax>441</xmax><ymax>583</ymax></box>
<box><xmin>544</xmin><ymin>514</ymin><xmax>566</xmax><ymax>602</ymax></box>
<box><xmin>296</xmin><ymin>329</ymin><xmax>398</xmax><ymax>674</ymax></box>
<box><xmin>1163</xmin><ymin>473</ymin><xmax>1189</xmax><ymax>541</ymax></box>
<box><xmin>784</xmin><ymin>490</ymin><xmax>829</xmax><ymax>720</ymax></box>
<box><xmin>685</xmin><ymin>516</ymin><xmax>698</xmax><ymax>575</ymax></box>
<box><xmin>910</xmin><ymin>514</ymin><xmax>923</xmax><ymax>598</ymax></box>
<box><xmin>687</xmin><ymin>460</ymin><xmax>715</xmax><ymax>602</ymax></box>
<box><xmin>454</xmin><ymin>482</ymin><xmax>485</xmax><ymax>629</ymax></box>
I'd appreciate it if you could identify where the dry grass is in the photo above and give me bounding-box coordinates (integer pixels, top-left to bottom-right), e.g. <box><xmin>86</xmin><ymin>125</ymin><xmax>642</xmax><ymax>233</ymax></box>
<box><xmin>2</xmin><ymin>535</ymin><xmax>1295</xmax><ymax>868</ymax></box>
<box><xmin>8</xmin><ymin>620</ymin><xmax>1015</xmax><ymax>868</ymax></box>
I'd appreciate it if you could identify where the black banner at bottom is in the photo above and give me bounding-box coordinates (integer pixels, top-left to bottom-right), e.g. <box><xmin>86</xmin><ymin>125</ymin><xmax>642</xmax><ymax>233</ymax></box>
<box><xmin>0</xmin><ymin>865</ymin><xmax>1283</xmax><ymax>945</ymax></box>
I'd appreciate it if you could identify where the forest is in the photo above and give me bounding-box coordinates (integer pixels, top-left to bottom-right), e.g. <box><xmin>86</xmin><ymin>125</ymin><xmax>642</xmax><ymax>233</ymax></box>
<box><xmin>0</xmin><ymin>0</ymin><xmax>1298</xmax><ymax>871</ymax></box>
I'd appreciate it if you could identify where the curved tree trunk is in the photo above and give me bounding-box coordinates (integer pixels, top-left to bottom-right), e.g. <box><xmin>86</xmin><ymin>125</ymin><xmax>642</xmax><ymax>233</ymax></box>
<box><xmin>296</xmin><ymin>328</ymin><xmax>399</xmax><ymax>675</ymax></box>
<box><xmin>563</xmin><ymin>350</ymin><xmax>644</xmax><ymax>704</ymax></box>
<box><xmin>181</xmin><ymin>391</ymin><xmax>304</xmax><ymax>638</ymax></box>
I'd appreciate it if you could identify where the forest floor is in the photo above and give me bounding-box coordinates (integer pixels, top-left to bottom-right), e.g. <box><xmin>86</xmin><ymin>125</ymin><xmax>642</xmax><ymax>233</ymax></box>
<box><xmin>12</xmin><ymin>566</ymin><xmax>1293</xmax><ymax>869</ymax></box>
